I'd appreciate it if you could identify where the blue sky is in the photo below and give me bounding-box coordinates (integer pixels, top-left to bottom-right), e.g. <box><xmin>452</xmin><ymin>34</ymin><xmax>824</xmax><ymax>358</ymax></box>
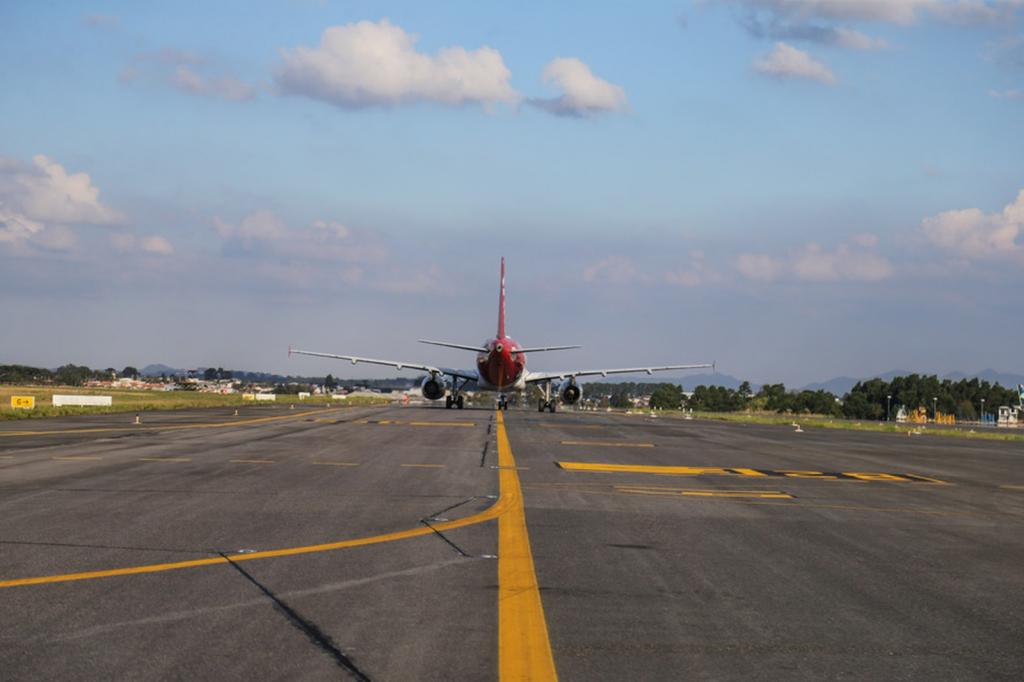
<box><xmin>1</xmin><ymin>1</ymin><xmax>1022</xmax><ymax>386</ymax></box>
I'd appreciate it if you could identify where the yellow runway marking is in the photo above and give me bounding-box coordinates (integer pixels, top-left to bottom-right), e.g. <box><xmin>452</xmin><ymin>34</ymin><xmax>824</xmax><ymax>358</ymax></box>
<box><xmin>617</xmin><ymin>487</ymin><xmax>793</xmax><ymax>500</ymax></box>
<box><xmin>0</xmin><ymin>455</ymin><xmax>14</xmax><ymax>460</ymax></box>
<box><xmin>229</xmin><ymin>459</ymin><xmax>276</xmax><ymax>464</ymax></box>
<box><xmin>139</xmin><ymin>457</ymin><xmax>191</xmax><ymax>463</ymax></box>
<box><xmin>560</xmin><ymin>462</ymin><xmax>730</xmax><ymax>476</ymax></box>
<box><xmin>0</xmin><ymin>408</ymin><xmax>344</xmax><ymax>438</ymax></box>
<box><xmin>400</xmin><ymin>463</ymin><xmax>445</xmax><ymax>468</ymax></box>
<box><xmin>560</xmin><ymin>440</ymin><xmax>654</xmax><ymax>448</ymax></box>
<box><xmin>496</xmin><ymin>411</ymin><xmax>558</xmax><ymax>681</ymax></box>
<box><xmin>1000</xmin><ymin>484</ymin><xmax>1024</xmax><ymax>490</ymax></box>
<box><xmin>0</xmin><ymin>412</ymin><xmax>536</xmax><ymax>594</ymax></box>
<box><xmin>538</xmin><ymin>424</ymin><xmax>604</xmax><ymax>429</ymax></box>
<box><xmin>354</xmin><ymin>419</ymin><xmax>475</xmax><ymax>427</ymax></box>
<box><xmin>0</xmin><ymin>469</ymin><xmax>512</xmax><ymax>589</ymax></box>
<box><xmin>311</xmin><ymin>461</ymin><xmax>360</xmax><ymax>467</ymax></box>
<box><xmin>557</xmin><ymin>462</ymin><xmax>946</xmax><ymax>484</ymax></box>
<box><xmin>1</xmin><ymin>407</ymin><xmax>560</xmax><ymax>682</ymax></box>
<box><xmin>52</xmin><ymin>456</ymin><xmax>102</xmax><ymax>461</ymax></box>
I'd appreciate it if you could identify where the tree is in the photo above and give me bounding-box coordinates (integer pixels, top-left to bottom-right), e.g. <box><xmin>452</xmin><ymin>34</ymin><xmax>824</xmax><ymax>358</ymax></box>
<box><xmin>203</xmin><ymin>367</ymin><xmax>218</xmax><ymax>381</ymax></box>
<box><xmin>324</xmin><ymin>374</ymin><xmax>338</xmax><ymax>390</ymax></box>
<box><xmin>55</xmin><ymin>364</ymin><xmax>94</xmax><ymax>386</ymax></box>
<box><xmin>610</xmin><ymin>391</ymin><xmax>632</xmax><ymax>408</ymax></box>
<box><xmin>649</xmin><ymin>383</ymin><xmax>683</xmax><ymax>409</ymax></box>
<box><xmin>121</xmin><ymin>366</ymin><xmax>139</xmax><ymax>379</ymax></box>
<box><xmin>758</xmin><ymin>383</ymin><xmax>790</xmax><ymax>412</ymax></box>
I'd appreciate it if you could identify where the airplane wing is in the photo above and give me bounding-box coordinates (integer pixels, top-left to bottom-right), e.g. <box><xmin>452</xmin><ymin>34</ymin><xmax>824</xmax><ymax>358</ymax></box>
<box><xmin>511</xmin><ymin>345</ymin><xmax>581</xmax><ymax>354</ymax></box>
<box><xmin>289</xmin><ymin>348</ymin><xmax>478</xmax><ymax>382</ymax></box>
<box><xmin>524</xmin><ymin>363</ymin><xmax>714</xmax><ymax>384</ymax></box>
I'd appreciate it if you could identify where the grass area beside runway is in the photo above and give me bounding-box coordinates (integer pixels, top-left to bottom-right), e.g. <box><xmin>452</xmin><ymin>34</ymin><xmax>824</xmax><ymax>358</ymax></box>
<box><xmin>610</xmin><ymin>407</ymin><xmax>1024</xmax><ymax>442</ymax></box>
<box><xmin>0</xmin><ymin>385</ymin><xmax>390</xmax><ymax>420</ymax></box>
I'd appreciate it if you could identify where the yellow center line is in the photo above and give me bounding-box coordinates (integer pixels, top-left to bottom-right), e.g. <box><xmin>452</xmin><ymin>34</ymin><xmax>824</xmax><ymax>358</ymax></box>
<box><xmin>52</xmin><ymin>456</ymin><xmax>102</xmax><ymax>461</ymax></box>
<box><xmin>229</xmin><ymin>459</ymin><xmax>276</xmax><ymax>464</ymax></box>
<box><xmin>999</xmin><ymin>484</ymin><xmax>1024</xmax><ymax>490</ymax></box>
<box><xmin>139</xmin><ymin>457</ymin><xmax>191</xmax><ymax>463</ymax></box>
<box><xmin>560</xmin><ymin>440</ymin><xmax>654</xmax><ymax>448</ymax></box>
<box><xmin>311</xmin><ymin>461</ymin><xmax>361</xmax><ymax>467</ymax></box>
<box><xmin>400</xmin><ymin>463</ymin><xmax>446</xmax><ymax>468</ymax></box>
<box><xmin>496</xmin><ymin>411</ymin><xmax>558</xmax><ymax>681</ymax></box>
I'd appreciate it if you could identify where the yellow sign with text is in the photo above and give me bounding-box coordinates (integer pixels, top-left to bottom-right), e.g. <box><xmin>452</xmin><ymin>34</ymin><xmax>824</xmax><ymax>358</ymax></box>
<box><xmin>10</xmin><ymin>396</ymin><xmax>35</xmax><ymax>409</ymax></box>
<box><xmin>242</xmin><ymin>393</ymin><xmax>256</xmax><ymax>401</ymax></box>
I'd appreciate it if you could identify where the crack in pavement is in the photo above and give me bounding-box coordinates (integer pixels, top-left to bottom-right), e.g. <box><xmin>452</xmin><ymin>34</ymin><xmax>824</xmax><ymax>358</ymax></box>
<box><xmin>220</xmin><ymin>552</ymin><xmax>373</xmax><ymax>681</ymax></box>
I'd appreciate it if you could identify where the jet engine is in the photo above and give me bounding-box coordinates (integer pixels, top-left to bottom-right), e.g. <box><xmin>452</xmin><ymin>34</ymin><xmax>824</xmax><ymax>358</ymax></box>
<box><xmin>420</xmin><ymin>375</ymin><xmax>448</xmax><ymax>401</ymax></box>
<box><xmin>559</xmin><ymin>379</ymin><xmax>582</xmax><ymax>405</ymax></box>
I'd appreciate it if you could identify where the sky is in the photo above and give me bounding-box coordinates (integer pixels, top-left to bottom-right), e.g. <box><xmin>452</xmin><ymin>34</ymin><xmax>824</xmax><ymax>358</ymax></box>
<box><xmin>1</xmin><ymin>1</ymin><xmax>1022</xmax><ymax>387</ymax></box>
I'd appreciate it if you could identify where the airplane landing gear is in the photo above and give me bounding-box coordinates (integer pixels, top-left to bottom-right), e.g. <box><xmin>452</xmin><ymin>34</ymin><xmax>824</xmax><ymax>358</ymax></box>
<box><xmin>497</xmin><ymin>394</ymin><xmax>510</xmax><ymax>411</ymax></box>
<box><xmin>446</xmin><ymin>378</ymin><xmax>468</xmax><ymax>409</ymax></box>
<box><xmin>538</xmin><ymin>381</ymin><xmax>556</xmax><ymax>412</ymax></box>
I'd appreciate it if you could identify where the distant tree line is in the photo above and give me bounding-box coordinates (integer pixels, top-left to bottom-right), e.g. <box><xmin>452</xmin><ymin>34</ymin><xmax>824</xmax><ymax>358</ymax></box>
<box><xmin>0</xmin><ymin>364</ymin><xmax>142</xmax><ymax>386</ymax></box>
<box><xmin>581</xmin><ymin>374</ymin><xmax>1021</xmax><ymax>419</ymax></box>
<box><xmin>841</xmin><ymin>375</ymin><xmax>1019</xmax><ymax>420</ymax></box>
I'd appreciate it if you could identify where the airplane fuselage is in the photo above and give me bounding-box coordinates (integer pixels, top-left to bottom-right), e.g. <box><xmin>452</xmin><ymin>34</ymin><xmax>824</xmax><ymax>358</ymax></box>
<box><xmin>475</xmin><ymin>337</ymin><xmax>527</xmax><ymax>391</ymax></box>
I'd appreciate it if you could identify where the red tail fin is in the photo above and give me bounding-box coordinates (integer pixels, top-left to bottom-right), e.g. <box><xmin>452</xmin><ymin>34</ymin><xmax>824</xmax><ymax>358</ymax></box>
<box><xmin>497</xmin><ymin>257</ymin><xmax>506</xmax><ymax>339</ymax></box>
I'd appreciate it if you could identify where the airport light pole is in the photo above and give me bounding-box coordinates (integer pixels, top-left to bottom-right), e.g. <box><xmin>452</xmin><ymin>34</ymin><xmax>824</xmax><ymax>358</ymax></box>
<box><xmin>980</xmin><ymin>397</ymin><xmax>985</xmax><ymax>424</ymax></box>
<box><xmin>933</xmin><ymin>397</ymin><xmax>937</xmax><ymax>422</ymax></box>
<box><xmin>887</xmin><ymin>394</ymin><xmax>892</xmax><ymax>422</ymax></box>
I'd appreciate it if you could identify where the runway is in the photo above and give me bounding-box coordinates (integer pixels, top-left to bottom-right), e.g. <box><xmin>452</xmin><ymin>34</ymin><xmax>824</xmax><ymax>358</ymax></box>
<box><xmin>2</xmin><ymin>405</ymin><xmax>1023</xmax><ymax>680</ymax></box>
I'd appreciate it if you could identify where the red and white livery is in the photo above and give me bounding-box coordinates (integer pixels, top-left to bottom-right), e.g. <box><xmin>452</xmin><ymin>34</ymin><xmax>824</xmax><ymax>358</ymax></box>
<box><xmin>291</xmin><ymin>258</ymin><xmax>712</xmax><ymax>412</ymax></box>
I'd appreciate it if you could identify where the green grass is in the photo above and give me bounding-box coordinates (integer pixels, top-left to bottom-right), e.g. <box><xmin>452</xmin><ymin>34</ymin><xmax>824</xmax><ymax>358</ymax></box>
<box><xmin>617</xmin><ymin>407</ymin><xmax>1024</xmax><ymax>442</ymax></box>
<box><xmin>0</xmin><ymin>386</ymin><xmax>390</xmax><ymax>420</ymax></box>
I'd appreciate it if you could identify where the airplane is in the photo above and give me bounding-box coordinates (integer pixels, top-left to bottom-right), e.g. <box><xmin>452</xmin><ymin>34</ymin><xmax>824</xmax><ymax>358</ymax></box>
<box><xmin>290</xmin><ymin>258</ymin><xmax>713</xmax><ymax>412</ymax></box>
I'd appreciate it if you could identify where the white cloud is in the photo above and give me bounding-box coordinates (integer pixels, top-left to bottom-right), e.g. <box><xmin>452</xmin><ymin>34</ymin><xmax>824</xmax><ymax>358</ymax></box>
<box><xmin>122</xmin><ymin>49</ymin><xmax>257</xmax><ymax>102</ymax></box>
<box><xmin>582</xmin><ymin>252</ymin><xmax>717</xmax><ymax>287</ymax></box>
<box><xmin>791</xmin><ymin>243</ymin><xmax>892</xmax><ymax>280</ymax></box>
<box><xmin>111</xmin><ymin>232</ymin><xmax>175</xmax><ymax>256</ymax></box>
<box><xmin>922</xmin><ymin>189</ymin><xmax>1024</xmax><ymax>261</ymax></box>
<box><xmin>169</xmin><ymin>65</ymin><xmax>257</xmax><ymax>102</ymax></box>
<box><xmin>850</xmin><ymin>233</ymin><xmax>880</xmax><ymax>248</ymax></box>
<box><xmin>83</xmin><ymin>14</ymin><xmax>120</xmax><ymax>30</ymax></box>
<box><xmin>0</xmin><ymin>154</ymin><xmax>123</xmax><ymax>254</ymax></box>
<box><xmin>731</xmin><ymin>1</ymin><xmax>1019</xmax><ymax>25</ymax></box>
<box><xmin>664</xmin><ymin>250</ymin><xmax>720</xmax><ymax>287</ymax></box>
<box><xmin>583</xmin><ymin>256</ymin><xmax>642</xmax><ymax>284</ymax></box>
<box><xmin>834</xmin><ymin>28</ymin><xmax>889</xmax><ymax>50</ymax></box>
<box><xmin>989</xmin><ymin>89</ymin><xmax>1024</xmax><ymax>100</ymax></box>
<box><xmin>214</xmin><ymin>210</ymin><xmax>385</xmax><ymax>263</ymax></box>
<box><xmin>738</xmin><ymin>13</ymin><xmax>890</xmax><ymax>50</ymax></box>
<box><xmin>1</xmin><ymin>155</ymin><xmax>122</xmax><ymax>225</ymax></box>
<box><xmin>275</xmin><ymin>19</ymin><xmax>519</xmax><ymax>109</ymax></box>
<box><xmin>736</xmin><ymin>252</ymin><xmax>785</xmax><ymax>281</ymax></box>
<box><xmin>529</xmin><ymin>58</ymin><xmax>628</xmax><ymax>117</ymax></box>
<box><xmin>737</xmin><ymin>239</ymin><xmax>892</xmax><ymax>282</ymax></box>
<box><xmin>753</xmin><ymin>42</ymin><xmax>836</xmax><ymax>84</ymax></box>
<box><xmin>214</xmin><ymin>209</ymin><xmax>288</xmax><ymax>244</ymax></box>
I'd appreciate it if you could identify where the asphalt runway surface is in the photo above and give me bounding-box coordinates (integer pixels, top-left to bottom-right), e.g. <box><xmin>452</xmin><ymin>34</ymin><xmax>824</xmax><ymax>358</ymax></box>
<box><xmin>2</xmin><ymin>404</ymin><xmax>1023</xmax><ymax>680</ymax></box>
